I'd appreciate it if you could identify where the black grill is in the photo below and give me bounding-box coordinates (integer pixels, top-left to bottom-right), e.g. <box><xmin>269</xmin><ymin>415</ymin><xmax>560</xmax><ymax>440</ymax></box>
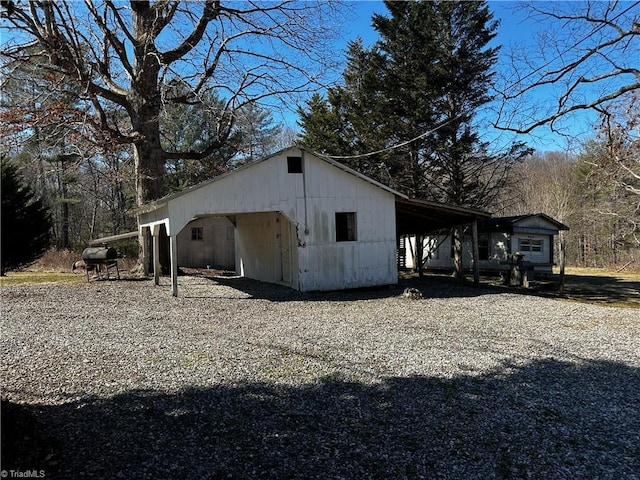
<box><xmin>81</xmin><ymin>247</ymin><xmax>120</xmax><ymax>280</ymax></box>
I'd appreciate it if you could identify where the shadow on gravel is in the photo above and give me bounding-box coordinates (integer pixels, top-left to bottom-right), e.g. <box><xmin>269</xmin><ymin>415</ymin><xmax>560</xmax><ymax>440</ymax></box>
<box><xmin>182</xmin><ymin>272</ymin><xmax>640</xmax><ymax>308</ymax></box>
<box><xmin>185</xmin><ymin>274</ymin><xmax>499</xmax><ymax>302</ymax></box>
<box><xmin>3</xmin><ymin>359</ymin><xmax>639</xmax><ymax>479</ymax></box>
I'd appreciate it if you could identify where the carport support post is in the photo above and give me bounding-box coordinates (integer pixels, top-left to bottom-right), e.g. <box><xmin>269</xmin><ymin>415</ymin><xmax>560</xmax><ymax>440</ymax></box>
<box><xmin>170</xmin><ymin>234</ymin><xmax>178</xmax><ymax>297</ymax></box>
<box><xmin>151</xmin><ymin>225</ymin><xmax>161</xmax><ymax>286</ymax></box>
<box><xmin>472</xmin><ymin>217</ymin><xmax>480</xmax><ymax>288</ymax></box>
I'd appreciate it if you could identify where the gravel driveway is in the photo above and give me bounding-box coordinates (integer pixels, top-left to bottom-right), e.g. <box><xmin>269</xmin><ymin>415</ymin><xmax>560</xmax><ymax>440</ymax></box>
<box><xmin>1</xmin><ymin>275</ymin><xmax>639</xmax><ymax>479</ymax></box>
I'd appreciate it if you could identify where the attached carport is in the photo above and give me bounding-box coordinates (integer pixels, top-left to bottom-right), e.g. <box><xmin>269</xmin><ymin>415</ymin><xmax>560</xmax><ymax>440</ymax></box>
<box><xmin>135</xmin><ymin>146</ymin><xmax>491</xmax><ymax>296</ymax></box>
<box><xmin>395</xmin><ymin>198</ymin><xmax>490</xmax><ymax>284</ymax></box>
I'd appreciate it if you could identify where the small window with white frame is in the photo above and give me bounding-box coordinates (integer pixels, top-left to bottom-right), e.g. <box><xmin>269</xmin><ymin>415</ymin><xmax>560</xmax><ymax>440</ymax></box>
<box><xmin>519</xmin><ymin>238</ymin><xmax>542</xmax><ymax>252</ymax></box>
<box><xmin>191</xmin><ymin>226</ymin><xmax>203</xmax><ymax>241</ymax></box>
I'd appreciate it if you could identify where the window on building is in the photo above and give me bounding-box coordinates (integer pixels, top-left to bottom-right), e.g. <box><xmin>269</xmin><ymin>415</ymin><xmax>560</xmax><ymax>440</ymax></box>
<box><xmin>287</xmin><ymin>156</ymin><xmax>303</xmax><ymax>173</ymax></box>
<box><xmin>191</xmin><ymin>227</ymin><xmax>203</xmax><ymax>241</ymax></box>
<box><xmin>531</xmin><ymin>239</ymin><xmax>542</xmax><ymax>252</ymax></box>
<box><xmin>519</xmin><ymin>238</ymin><xmax>542</xmax><ymax>252</ymax></box>
<box><xmin>335</xmin><ymin>212</ymin><xmax>357</xmax><ymax>242</ymax></box>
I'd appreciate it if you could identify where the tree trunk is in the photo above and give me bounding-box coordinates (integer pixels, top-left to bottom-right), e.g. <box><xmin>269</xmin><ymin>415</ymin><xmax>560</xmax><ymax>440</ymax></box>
<box><xmin>452</xmin><ymin>225</ymin><xmax>465</xmax><ymax>279</ymax></box>
<box><xmin>59</xmin><ymin>159</ymin><xmax>69</xmax><ymax>249</ymax></box>
<box><xmin>130</xmin><ymin>70</ymin><xmax>165</xmax><ymax>205</ymax></box>
<box><xmin>131</xmin><ymin>3</ymin><xmax>166</xmax><ymax>206</ymax></box>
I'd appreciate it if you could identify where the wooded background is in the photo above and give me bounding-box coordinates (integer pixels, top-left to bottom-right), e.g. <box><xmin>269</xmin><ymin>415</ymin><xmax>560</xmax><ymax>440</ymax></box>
<box><xmin>1</xmin><ymin>1</ymin><xmax>637</xmax><ymax>270</ymax></box>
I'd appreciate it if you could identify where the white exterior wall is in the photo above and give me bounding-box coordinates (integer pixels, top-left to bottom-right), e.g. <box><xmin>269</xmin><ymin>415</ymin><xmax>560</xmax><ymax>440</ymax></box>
<box><xmin>511</xmin><ymin>234</ymin><xmax>552</xmax><ymax>264</ymax></box>
<box><xmin>420</xmin><ymin>232</ymin><xmax>553</xmax><ymax>271</ymax></box>
<box><xmin>139</xmin><ymin>148</ymin><xmax>398</xmax><ymax>292</ymax></box>
<box><xmin>297</xmin><ymin>156</ymin><xmax>397</xmax><ymax>291</ymax></box>
<box><xmin>235</xmin><ymin>212</ymin><xmax>279</xmax><ymax>284</ymax></box>
<box><xmin>177</xmin><ymin>217</ymin><xmax>235</xmax><ymax>269</ymax></box>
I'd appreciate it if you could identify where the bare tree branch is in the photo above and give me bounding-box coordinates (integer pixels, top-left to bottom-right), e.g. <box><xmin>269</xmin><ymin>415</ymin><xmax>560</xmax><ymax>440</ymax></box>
<box><xmin>494</xmin><ymin>1</ymin><xmax>640</xmax><ymax>135</ymax></box>
<box><xmin>1</xmin><ymin>0</ymin><xmax>342</xmax><ymax>203</ymax></box>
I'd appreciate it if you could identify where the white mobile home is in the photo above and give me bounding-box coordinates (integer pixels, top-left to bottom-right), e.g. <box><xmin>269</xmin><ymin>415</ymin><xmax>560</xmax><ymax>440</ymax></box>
<box><xmin>417</xmin><ymin>213</ymin><xmax>569</xmax><ymax>274</ymax></box>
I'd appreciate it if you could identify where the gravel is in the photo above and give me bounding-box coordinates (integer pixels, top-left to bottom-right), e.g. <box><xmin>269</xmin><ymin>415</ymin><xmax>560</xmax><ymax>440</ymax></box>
<box><xmin>1</xmin><ymin>275</ymin><xmax>639</xmax><ymax>479</ymax></box>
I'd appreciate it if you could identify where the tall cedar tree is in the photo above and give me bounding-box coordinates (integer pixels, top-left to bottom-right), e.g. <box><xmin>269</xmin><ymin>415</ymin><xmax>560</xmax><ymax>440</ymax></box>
<box><xmin>1</xmin><ymin>158</ymin><xmax>52</xmax><ymax>275</ymax></box>
<box><xmin>300</xmin><ymin>1</ymin><xmax>529</xmax><ymax>277</ymax></box>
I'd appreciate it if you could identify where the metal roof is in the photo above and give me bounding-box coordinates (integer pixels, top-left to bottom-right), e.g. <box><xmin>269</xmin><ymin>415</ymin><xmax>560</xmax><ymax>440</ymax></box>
<box><xmin>395</xmin><ymin>197</ymin><xmax>490</xmax><ymax>235</ymax></box>
<box><xmin>481</xmin><ymin>213</ymin><xmax>570</xmax><ymax>232</ymax></box>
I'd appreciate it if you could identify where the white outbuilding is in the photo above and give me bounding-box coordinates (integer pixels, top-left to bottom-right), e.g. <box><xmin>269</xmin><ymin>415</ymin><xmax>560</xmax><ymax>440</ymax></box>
<box><xmin>137</xmin><ymin>146</ymin><xmax>488</xmax><ymax>296</ymax></box>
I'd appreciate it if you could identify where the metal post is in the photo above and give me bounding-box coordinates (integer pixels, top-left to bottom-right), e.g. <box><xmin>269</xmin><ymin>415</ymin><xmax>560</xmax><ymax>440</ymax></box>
<box><xmin>170</xmin><ymin>233</ymin><xmax>179</xmax><ymax>297</ymax></box>
<box><xmin>559</xmin><ymin>231</ymin><xmax>566</xmax><ymax>295</ymax></box>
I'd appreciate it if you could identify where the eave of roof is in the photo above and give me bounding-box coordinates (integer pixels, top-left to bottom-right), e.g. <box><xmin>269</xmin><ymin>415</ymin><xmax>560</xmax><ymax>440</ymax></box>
<box><xmin>135</xmin><ymin>145</ymin><xmax>407</xmax><ymax>215</ymax></box>
<box><xmin>396</xmin><ymin>197</ymin><xmax>490</xmax><ymax>235</ymax></box>
<box><xmin>482</xmin><ymin>213</ymin><xmax>569</xmax><ymax>232</ymax></box>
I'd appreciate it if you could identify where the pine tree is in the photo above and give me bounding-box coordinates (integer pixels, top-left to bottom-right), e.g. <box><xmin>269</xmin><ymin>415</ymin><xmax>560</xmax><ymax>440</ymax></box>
<box><xmin>1</xmin><ymin>157</ymin><xmax>52</xmax><ymax>275</ymax></box>
<box><xmin>300</xmin><ymin>0</ymin><xmax>530</xmax><ymax>277</ymax></box>
<box><xmin>234</xmin><ymin>103</ymin><xmax>283</xmax><ymax>164</ymax></box>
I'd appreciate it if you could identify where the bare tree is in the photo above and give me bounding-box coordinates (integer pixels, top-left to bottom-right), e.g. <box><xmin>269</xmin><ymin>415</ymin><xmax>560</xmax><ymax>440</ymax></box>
<box><xmin>504</xmin><ymin>151</ymin><xmax>577</xmax><ymax>222</ymax></box>
<box><xmin>586</xmin><ymin>92</ymin><xmax>640</xmax><ymax>247</ymax></box>
<box><xmin>1</xmin><ymin>1</ymin><xmax>341</xmax><ymax>205</ymax></box>
<box><xmin>494</xmin><ymin>1</ymin><xmax>639</xmax><ymax>136</ymax></box>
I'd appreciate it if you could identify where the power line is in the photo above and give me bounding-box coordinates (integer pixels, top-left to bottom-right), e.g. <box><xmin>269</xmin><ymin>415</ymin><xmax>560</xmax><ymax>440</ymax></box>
<box><xmin>324</xmin><ymin>116</ymin><xmax>461</xmax><ymax>160</ymax></box>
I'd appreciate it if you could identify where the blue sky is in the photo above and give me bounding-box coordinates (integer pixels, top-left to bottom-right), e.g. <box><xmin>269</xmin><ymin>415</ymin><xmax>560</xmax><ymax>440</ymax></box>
<box><xmin>3</xmin><ymin>1</ymin><xmax>632</xmax><ymax>155</ymax></box>
<box><xmin>285</xmin><ymin>0</ymin><xmax>614</xmax><ymax>154</ymax></box>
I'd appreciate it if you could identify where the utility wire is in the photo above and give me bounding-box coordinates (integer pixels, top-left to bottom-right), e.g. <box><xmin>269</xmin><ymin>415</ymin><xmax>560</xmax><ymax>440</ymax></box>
<box><xmin>323</xmin><ymin>1</ymin><xmax>639</xmax><ymax>161</ymax></box>
<box><xmin>324</xmin><ymin>116</ymin><xmax>461</xmax><ymax>160</ymax></box>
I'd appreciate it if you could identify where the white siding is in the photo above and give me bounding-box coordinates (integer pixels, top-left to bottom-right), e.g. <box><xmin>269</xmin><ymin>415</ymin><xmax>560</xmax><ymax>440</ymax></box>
<box><xmin>177</xmin><ymin>217</ymin><xmax>235</xmax><ymax>270</ymax></box>
<box><xmin>420</xmin><ymin>232</ymin><xmax>553</xmax><ymax>272</ymax></box>
<box><xmin>140</xmin><ymin>148</ymin><xmax>398</xmax><ymax>292</ymax></box>
<box><xmin>512</xmin><ymin>234</ymin><xmax>551</xmax><ymax>264</ymax></box>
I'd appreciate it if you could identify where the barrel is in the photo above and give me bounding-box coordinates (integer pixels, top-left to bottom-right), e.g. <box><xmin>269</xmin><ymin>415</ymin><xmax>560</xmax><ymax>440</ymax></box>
<box><xmin>82</xmin><ymin>247</ymin><xmax>118</xmax><ymax>264</ymax></box>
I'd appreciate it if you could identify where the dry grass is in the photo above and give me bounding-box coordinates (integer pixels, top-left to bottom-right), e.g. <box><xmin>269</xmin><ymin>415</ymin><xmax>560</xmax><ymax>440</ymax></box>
<box><xmin>0</xmin><ymin>271</ymin><xmax>85</xmax><ymax>286</ymax></box>
<box><xmin>562</xmin><ymin>266</ymin><xmax>640</xmax><ymax>282</ymax></box>
<box><xmin>27</xmin><ymin>248</ymin><xmax>81</xmax><ymax>272</ymax></box>
<box><xmin>0</xmin><ymin>248</ymin><xmax>138</xmax><ymax>286</ymax></box>
<box><xmin>556</xmin><ymin>267</ymin><xmax>640</xmax><ymax>309</ymax></box>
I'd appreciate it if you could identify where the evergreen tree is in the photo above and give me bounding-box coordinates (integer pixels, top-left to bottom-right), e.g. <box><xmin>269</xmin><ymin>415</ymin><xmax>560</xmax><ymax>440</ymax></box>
<box><xmin>300</xmin><ymin>0</ymin><xmax>530</xmax><ymax>277</ymax></box>
<box><xmin>1</xmin><ymin>157</ymin><xmax>52</xmax><ymax>275</ymax></box>
<box><xmin>233</xmin><ymin>102</ymin><xmax>283</xmax><ymax>165</ymax></box>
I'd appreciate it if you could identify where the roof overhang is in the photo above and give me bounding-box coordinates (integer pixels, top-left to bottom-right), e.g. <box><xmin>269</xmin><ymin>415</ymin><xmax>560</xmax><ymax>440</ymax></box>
<box><xmin>395</xmin><ymin>198</ymin><xmax>490</xmax><ymax>235</ymax></box>
<box><xmin>88</xmin><ymin>231</ymin><xmax>139</xmax><ymax>246</ymax></box>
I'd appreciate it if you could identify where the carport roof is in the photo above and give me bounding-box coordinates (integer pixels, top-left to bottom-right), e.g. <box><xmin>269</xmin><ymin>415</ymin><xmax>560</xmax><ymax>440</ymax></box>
<box><xmin>395</xmin><ymin>197</ymin><xmax>490</xmax><ymax>235</ymax></box>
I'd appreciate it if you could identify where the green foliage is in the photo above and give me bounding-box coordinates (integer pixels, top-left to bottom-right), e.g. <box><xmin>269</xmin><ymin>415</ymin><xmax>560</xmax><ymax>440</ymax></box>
<box><xmin>162</xmin><ymin>92</ymin><xmax>284</xmax><ymax>190</ymax></box>
<box><xmin>1</xmin><ymin>157</ymin><xmax>52</xmax><ymax>274</ymax></box>
<box><xmin>299</xmin><ymin>0</ymin><xmax>529</xmax><ymax>206</ymax></box>
<box><xmin>233</xmin><ymin>102</ymin><xmax>283</xmax><ymax>165</ymax></box>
